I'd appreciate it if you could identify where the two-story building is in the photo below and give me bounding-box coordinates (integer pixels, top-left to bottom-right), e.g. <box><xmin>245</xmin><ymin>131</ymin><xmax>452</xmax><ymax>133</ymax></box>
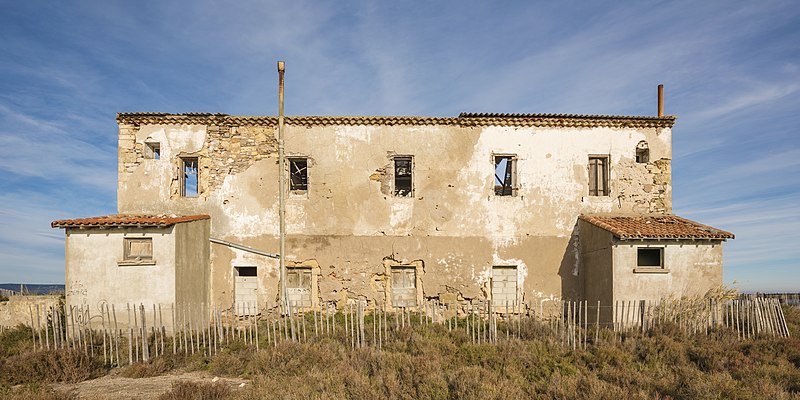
<box><xmin>52</xmin><ymin>107</ymin><xmax>733</xmax><ymax>322</ymax></box>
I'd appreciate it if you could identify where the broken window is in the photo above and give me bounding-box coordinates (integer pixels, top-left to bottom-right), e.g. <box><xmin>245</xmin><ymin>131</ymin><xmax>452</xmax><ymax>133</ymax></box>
<box><xmin>494</xmin><ymin>155</ymin><xmax>517</xmax><ymax>196</ymax></box>
<box><xmin>391</xmin><ymin>267</ymin><xmax>417</xmax><ymax>307</ymax></box>
<box><xmin>636</xmin><ymin>141</ymin><xmax>649</xmax><ymax>163</ymax></box>
<box><xmin>286</xmin><ymin>268</ymin><xmax>312</xmax><ymax>308</ymax></box>
<box><xmin>637</xmin><ymin>247</ymin><xmax>663</xmax><ymax>268</ymax></box>
<box><xmin>145</xmin><ymin>142</ymin><xmax>160</xmax><ymax>160</ymax></box>
<box><xmin>289</xmin><ymin>158</ymin><xmax>308</xmax><ymax>193</ymax></box>
<box><xmin>123</xmin><ymin>238</ymin><xmax>153</xmax><ymax>261</ymax></box>
<box><xmin>492</xmin><ymin>266</ymin><xmax>517</xmax><ymax>307</ymax></box>
<box><xmin>181</xmin><ymin>157</ymin><xmax>198</xmax><ymax>197</ymax></box>
<box><xmin>393</xmin><ymin>156</ymin><xmax>413</xmax><ymax>197</ymax></box>
<box><xmin>588</xmin><ymin>155</ymin><xmax>609</xmax><ymax>196</ymax></box>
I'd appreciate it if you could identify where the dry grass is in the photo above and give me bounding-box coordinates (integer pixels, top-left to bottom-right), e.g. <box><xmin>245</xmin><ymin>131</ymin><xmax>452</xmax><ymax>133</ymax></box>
<box><xmin>1</xmin><ymin>306</ymin><xmax>798</xmax><ymax>399</ymax></box>
<box><xmin>158</xmin><ymin>381</ymin><xmax>230</xmax><ymax>400</ymax></box>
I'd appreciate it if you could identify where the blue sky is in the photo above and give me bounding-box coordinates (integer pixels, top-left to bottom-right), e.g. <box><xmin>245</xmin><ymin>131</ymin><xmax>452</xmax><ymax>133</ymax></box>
<box><xmin>0</xmin><ymin>1</ymin><xmax>797</xmax><ymax>292</ymax></box>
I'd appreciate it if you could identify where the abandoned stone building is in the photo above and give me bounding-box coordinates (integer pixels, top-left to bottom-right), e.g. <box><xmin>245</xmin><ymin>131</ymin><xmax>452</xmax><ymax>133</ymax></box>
<box><xmin>52</xmin><ymin>104</ymin><xmax>734</xmax><ymax>322</ymax></box>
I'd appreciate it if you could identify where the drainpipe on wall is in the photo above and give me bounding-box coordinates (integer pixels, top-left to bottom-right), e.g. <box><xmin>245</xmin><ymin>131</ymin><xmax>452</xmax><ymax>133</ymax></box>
<box><xmin>277</xmin><ymin>61</ymin><xmax>288</xmax><ymax>313</ymax></box>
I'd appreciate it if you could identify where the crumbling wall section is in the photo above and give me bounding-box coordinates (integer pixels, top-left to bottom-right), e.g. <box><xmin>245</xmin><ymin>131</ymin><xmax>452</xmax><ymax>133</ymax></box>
<box><xmin>614</xmin><ymin>157</ymin><xmax>672</xmax><ymax>214</ymax></box>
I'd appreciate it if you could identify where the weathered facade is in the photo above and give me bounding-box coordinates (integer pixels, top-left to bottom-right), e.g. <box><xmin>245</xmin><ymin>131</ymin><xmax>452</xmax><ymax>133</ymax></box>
<box><xmin>52</xmin><ymin>110</ymin><xmax>733</xmax><ymax>322</ymax></box>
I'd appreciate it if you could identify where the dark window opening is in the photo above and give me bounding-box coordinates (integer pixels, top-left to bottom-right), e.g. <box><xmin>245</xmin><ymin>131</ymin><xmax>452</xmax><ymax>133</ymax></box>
<box><xmin>637</xmin><ymin>247</ymin><xmax>663</xmax><ymax>268</ymax></box>
<box><xmin>289</xmin><ymin>158</ymin><xmax>308</xmax><ymax>192</ymax></box>
<box><xmin>181</xmin><ymin>158</ymin><xmax>198</xmax><ymax>197</ymax></box>
<box><xmin>494</xmin><ymin>155</ymin><xmax>516</xmax><ymax>196</ymax></box>
<box><xmin>394</xmin><ymin>156</ymin><xmax>413</xmax><ymax>197</ymax></box>
<box><xmin>636</xmin><ymin>141</ymin><xmax>649</xmax><ymax>163</ymax></box>
<box><xmin>235</xmin><ymin>266</ymin><xmax>257</xmax><ymax>277</ymax></box>
<box><xmin>145</xmin><ymin>142</ymin><xmax>160</xmax><ymax>160</ymax></box>
<box><xmin>588</xmin><ymin>156</ymin><xmax>609</xmax><ymax>196</ymax></box>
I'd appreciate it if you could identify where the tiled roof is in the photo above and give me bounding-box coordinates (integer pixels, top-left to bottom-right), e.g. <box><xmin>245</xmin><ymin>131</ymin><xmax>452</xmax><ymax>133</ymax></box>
<box><xmin>116</xmin><ymin>113</ymin><xmax>675</xmax><ymax>129</ymax></box>
<box><xmin>51</xmin><ymin>214</ymin><xmax>210</xmax><ymax>229</ymax></box>
<box><xmin>579</xmin><ymin>214</ymin><xmax>734</xmax><ymax>240</ymax></box>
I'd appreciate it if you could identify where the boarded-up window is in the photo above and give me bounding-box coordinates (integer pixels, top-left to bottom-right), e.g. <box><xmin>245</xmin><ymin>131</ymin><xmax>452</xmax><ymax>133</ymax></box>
<box><xmin>394</xmin><ymin>156</ymin><xmax>413</xmax><ymax>197</ymax></box>
<box><xmin>181</xmin><ymin>157</ymin><xmax>199</xmax><ymax>197</ymax></box>
<box><xmin>588</xmin><ymin>156</ymin><xmax>609</xmax><ymax>196</ymax></box>
<box><xmin>286</xmin><ymin>268</ymin><xmax>312</xmax><ymax>308</ymax></box>
<box><xmin>492</xmin><ymin>266</ymin><xmax>517</xmax><ymax>306</ymax></box>
<box><xmin>124</xmin><ymin>238</ymin><xmax>153</xmax><ymax>261</ymax></box>
<box><xmin>289</xmin><ymin>158</ymin><xmax>308</xmax><ymax>193</ymax></box>
<box><xmin>494</xmin><ymin>155</ymin><xmax>517</xmax><ymax>196</ymax></box>
<box><xmin>391</xmin><ymin>267</ymin><xmax>417</xmax><ymax>307</ymax></box>
<box><xmin>637</xmin><ymin>248</ymin><xmax>663</xmax><ymax>268</ymax></box>
<box><xmin>234</xmin><ymin>266</ymin><xmax>258</xmax><ymax>315</ymax></box>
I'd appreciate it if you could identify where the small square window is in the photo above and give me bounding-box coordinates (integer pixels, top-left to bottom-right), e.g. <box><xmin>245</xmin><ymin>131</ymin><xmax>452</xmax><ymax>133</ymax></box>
<box><xmin>289</xmin><ymin>158</ymin><xmax>308</xmax><ymax>193</ymax></box>
<box><xmin>588</xmin><ymin>155</ymin><xmax>609</xmax><ymax>196</ymax></box>
<box><xmin>124</xmin><ymin>238</ymin><xmax>153</xmax><ymax>261</ymax></box>
<box><xmin>145</xmin><ymin>142</ymin><xmax>160</xmax><ymax>160</ymax></box>
<box><xmin>494</xmin><ymin>155</ymin><xmax>517</xmax><ymax>196</ymax></box>
<box><xmin>181</xmin><ymin>157</ymin><xmax>198</xmax><ymax>197</ymax></box>
<box><xmin>393</xmin><ymin>156</ymin><xmax>413</xmax><ymax>197</ymax></box>
<box><xmin>637</xmin><ymin>247</ymin><xmax>663</xmax><ymax>268</ymax></box>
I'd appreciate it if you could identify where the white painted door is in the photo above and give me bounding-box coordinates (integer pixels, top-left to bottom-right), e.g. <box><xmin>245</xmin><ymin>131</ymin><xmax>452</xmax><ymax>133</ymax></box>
<box><xmin>392</xmin><ymin>267</ymin><xmax>417</xmax><ymax>307</ymax></box>
<box><xmin>287</xmin><ymin>268</ymin><xmax>312</xmax><ymax>308</ymax></box>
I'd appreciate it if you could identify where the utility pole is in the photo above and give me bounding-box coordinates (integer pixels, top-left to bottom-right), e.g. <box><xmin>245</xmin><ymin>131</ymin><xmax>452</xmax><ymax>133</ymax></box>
<box><xmin>277</xmin><ymin>61</ymin><xmax>288</xmax><ymax>313</ymax></box>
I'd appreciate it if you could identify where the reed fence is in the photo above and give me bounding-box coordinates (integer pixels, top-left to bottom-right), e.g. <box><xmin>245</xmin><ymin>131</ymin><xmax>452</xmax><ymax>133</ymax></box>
<box><xmin>18</xmin><ymin>297</ymin><xmax>791</xmax><ymax>367</ymax></box>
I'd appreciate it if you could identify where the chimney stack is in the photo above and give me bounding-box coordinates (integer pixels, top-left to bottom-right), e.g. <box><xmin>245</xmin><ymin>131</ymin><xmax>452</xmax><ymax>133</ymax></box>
<box><xmin>657</xmin><ymin>84</ymin><xmax>664</xmax><ymax>117</ymax></box>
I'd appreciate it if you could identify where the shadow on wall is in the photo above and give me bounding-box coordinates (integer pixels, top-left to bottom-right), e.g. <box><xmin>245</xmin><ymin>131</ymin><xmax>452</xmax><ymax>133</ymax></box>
<box><xmin>558</xmin><ymin>221</ymin><xmax>582</xmax><ymax>301</ymax></box>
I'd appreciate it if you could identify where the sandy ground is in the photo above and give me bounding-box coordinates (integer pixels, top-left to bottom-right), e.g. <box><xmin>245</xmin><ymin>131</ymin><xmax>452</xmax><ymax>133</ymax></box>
<box><xmin>51</xmin><ymin>370</ymin><xmax>249</xmax><ymax>400</ymax></box>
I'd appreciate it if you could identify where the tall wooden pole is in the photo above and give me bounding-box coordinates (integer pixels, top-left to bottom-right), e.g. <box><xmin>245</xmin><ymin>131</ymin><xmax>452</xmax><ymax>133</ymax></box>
<box><xmin>277</xmin><ymin>61</ymin><xmax>288</xmax><ymax>313</ymax></box>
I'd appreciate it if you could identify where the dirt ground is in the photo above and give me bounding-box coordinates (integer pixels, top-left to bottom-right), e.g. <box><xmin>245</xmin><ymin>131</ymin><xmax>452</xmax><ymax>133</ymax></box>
<box><xmin>51</xmin><ymin>370</ymin><xmax>249</xmax><ymax>400</ymax></box>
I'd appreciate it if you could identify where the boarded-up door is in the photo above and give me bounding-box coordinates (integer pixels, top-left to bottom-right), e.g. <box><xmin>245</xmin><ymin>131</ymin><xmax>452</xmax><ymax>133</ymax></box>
<box><xmin>234</xmin><ymin>266</ymin><xmax>258</xmax><ymax>315</ymax></box>
<box><xmin>392</xmin><ymin>267</ymin><xmax>417</xmax><ymax>307</ymax></box>
<box><xmin>492</xmin><ymin>266</ymin><xmax>517</xmax><ymax>307</ymax></box>
<box><xmin>287</xmin><ymin>268</ymin><xmax>312</xmax><ymax>308</ymax></box>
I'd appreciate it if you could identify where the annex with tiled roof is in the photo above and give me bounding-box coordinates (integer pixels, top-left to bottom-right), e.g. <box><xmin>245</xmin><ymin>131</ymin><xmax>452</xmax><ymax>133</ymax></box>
<box><xmin>116</xmin><ymin>112</ymin><xmax>675</xmax><ymax>129</ymax></box>
<box><xmin>51</xmin><ymin>214</ymin><xmax>210</xmax><ymax>229</ymax></box>
<box><xmin>579</xmin><ymin>214</ymin><xmax>734</xmax><ymax>240</ymax></box>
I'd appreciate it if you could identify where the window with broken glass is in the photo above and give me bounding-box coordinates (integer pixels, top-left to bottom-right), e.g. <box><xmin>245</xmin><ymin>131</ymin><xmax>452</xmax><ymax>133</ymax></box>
<box><xmin>588</xmin><ymin>155</ymin><xmax>609</xmax><ymax>196</ymax></box>
<box><xmin>636</xmin><ymin>141</ymin><xmax>649</xmax><ymax>163</ymax></box>
<box><xmin>289</xmin><ymin>158</ymin><xmax>308</xmax><ymax>193</ymax></box>
<box><xmin>494</xmin><ymin>155</ymin><xmax>517</xmax><ymax>196</ymax></box>
<box><xmin>393</xmin><ymin>156</ymin><xmax>413</xmax><ymax>197</ymax></box>
<box><xmin>181</xmin><ymin>157</ymin><xmax>198</xmax><ymax>197</ymax></box>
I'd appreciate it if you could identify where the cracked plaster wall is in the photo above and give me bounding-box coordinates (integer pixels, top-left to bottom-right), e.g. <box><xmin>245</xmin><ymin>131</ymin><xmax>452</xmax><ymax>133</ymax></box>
<box><xmin>117</xmin><ymin>122</ymin><xmax>673</xmax><ymax>312</ymax></box>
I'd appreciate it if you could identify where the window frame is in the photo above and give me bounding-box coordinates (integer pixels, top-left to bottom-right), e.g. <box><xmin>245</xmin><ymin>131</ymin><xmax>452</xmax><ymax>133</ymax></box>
<box><xmin>288</xmin><ymin>157</ymin><xmax>309</xmax><ymax>195</ymax></box>
<box><xmin>392</xmin><ymin>155</ymin><xmax>414</xmax><ymax>198</ymax></box>
<box><xmin>390</xmin><ymin>266</ymin><xmax>418</xmax><ymax>308</ymax></box>
<box><xmin>588</xmin><ymin>155</ymin><xmax>610</xmax><ymax>196</ymax></box>
<box><xmin>634</xmin><ymin>246</ymin><xmax>669</xmax><ymax>273</ymax></box>
<box><xmin>635</xmin><ymin>141</ymin><xmax>649</xmax><ymax>164</ymax></box>
<box><xmin>120</xmin><ymin>237</ymin><xmax>155</xmax><ymax>266</ymax></box>
<box><xmin>493</xmin><ymin>154</ymin><xmax>518</xmax><ymax>197</ymax></box>
<box><xmin>144</xmin><ymin>142</ymin><xmax>161</xmax><ymax>160</ymax></box>
<box><xmin>180</xmin><ymin>157</ymin><xmax>199</xmax><ymax>197</ymax></box>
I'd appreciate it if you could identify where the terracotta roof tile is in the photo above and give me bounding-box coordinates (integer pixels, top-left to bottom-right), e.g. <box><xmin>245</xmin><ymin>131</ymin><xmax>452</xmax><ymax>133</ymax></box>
<box><xmin>51</xmin><ymin>214</ymin><xmax>210</xmax><ymax>229</ymax></box>
<box><xmin>579</xmin><ymin>214</ymin><xmax>734</xmax><ymax>240</ymax></box>
<box><xmin>116</xmin><ymin>113</ymin><xmax>676</xmax><ymax>129</ymax></box>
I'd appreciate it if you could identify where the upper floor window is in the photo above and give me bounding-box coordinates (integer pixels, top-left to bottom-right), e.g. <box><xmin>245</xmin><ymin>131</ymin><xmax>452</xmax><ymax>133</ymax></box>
<box><xmin>393</xmin><ymin>156</ymin><xmax>413</xmax><ymax>197</ymax></box>
<box><xmin>289</xmin><ymin>158</ymin><xmax>308</xmax><ymax>194</ymax></box>
<box><xmin>494</xmin><ymin>155</ymin><xmax>517</xmax><ymax>196</ymax></box>
<box><xmin>181</xmin><ymin>157</ymin><xmax>198</xmax><ymax>197</ymax></box>
<box><xmin>588</xmin><ymin>155</ymin><xmax>609</xmax><ymax>196</ymax></box>
<box><xmin>145</xmin><ymin>142</ymin><xmax>160</xmax><ymax>160</ymax></box>
<box><xmin>636</xmin><ymin>141</ymin><xmax>649</xmax><ymax>163</ymax></box>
